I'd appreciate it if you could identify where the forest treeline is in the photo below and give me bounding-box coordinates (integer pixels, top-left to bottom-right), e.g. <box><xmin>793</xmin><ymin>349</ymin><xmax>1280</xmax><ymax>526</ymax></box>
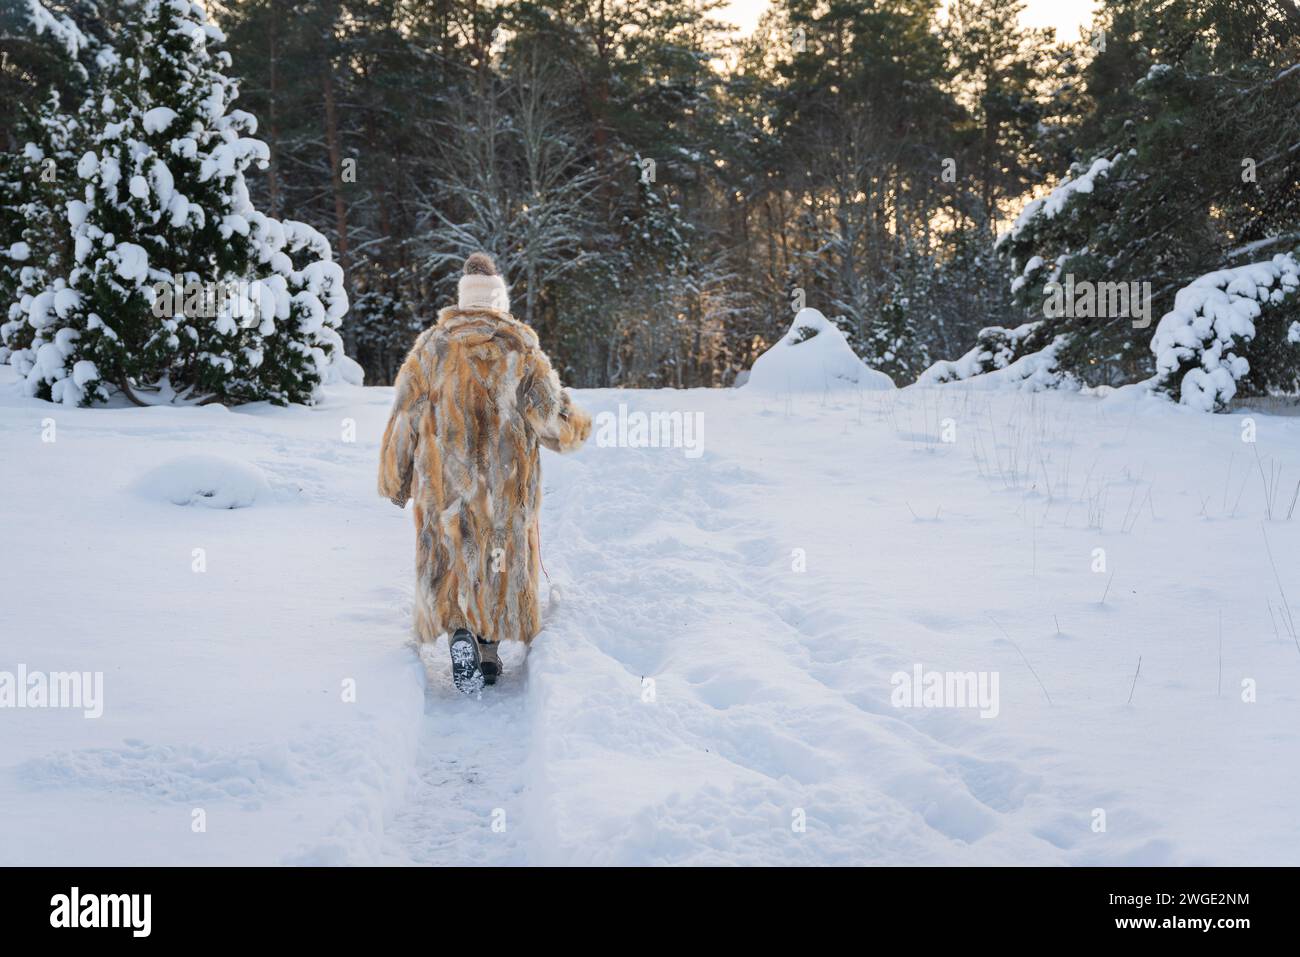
<box><xmin>4</xmin><ymin>0</ymin><xmax>1300</xmax><ymax>397</ymax></box>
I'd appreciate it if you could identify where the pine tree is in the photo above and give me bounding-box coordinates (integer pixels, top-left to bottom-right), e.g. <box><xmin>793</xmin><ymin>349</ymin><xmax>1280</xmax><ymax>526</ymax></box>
<box><xmin>10</xmin><ymin>0</ymin><xmax>351</xmax><ymax>407</ymax></box>
<box><xmin>992</xmin><ymin>0</ymin><xmax>1300</xmax><ymax>397</ymax></box>
<box><xmin>0</xmin><ymin>91</ymin><xmax>81</xmax><ymax>368</ymax></box>
<box><xmin>1</xmin><ymin>1</ymin><xmax>96</xmax><ymax>366</ymax></box>
<box><xmin>945</xmin><ymin>0</ymin><xmax>1058</xmax><ymax>235</ymax></box>
<box><xmin>0</xmin><ymin>0</ymin><xmax>98</xmax><ymax>150</ymax></box>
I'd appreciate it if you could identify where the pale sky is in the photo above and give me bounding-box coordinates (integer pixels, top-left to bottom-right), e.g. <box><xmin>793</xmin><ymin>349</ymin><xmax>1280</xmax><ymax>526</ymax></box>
<box><xmin>717</xmin><ymin>1</ymin><xmax>1100</xmax><ymax>41</ymax></box>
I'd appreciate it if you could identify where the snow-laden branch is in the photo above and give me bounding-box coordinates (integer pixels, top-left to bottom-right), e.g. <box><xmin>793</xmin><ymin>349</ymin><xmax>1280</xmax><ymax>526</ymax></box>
<box><xmin>23</xmin><ymin>0</ymin><xmax>88</xmax><ymax>56</ymax></box>
<box><xmin>1151</xmin><ymin>253</ymin><xmax>1300</xmax><ymax>411</ymax></box>
<box><xmin>917</xmin><ymin>321</ymin><xmax>1069</xmax><ymax>393</ymax></box>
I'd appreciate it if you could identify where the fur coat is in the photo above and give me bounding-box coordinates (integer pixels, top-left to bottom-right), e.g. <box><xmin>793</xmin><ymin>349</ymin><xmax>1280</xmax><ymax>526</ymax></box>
<box><xmin>378</xmin><ymin>307</ymin><xmax>591</xmax><ymax>645</ymax></box>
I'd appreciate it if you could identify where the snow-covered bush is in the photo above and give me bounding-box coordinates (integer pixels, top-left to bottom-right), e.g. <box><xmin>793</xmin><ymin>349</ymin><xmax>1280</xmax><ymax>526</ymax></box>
<box><xmin>1150</xmin><ymin>253</ymin><xmax>1300</xmax><ymax>412</ymax></box>
<box><xmin>5</xmin><ymin>0</ymin><xmax>350</xmax><ymax>406</ymax></box>
<box><xmin>744</xmin><ymin>307</ymin><xmax>894</xmax><ymax>393</ymax></box>
<box><xmin>917</xmin><ymin>321</ymin><xmax>1071</xmax><ymax>393</ymax></box>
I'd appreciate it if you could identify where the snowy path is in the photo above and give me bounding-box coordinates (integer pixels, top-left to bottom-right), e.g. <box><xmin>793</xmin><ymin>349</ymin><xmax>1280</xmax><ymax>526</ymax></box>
<box><xmin>381</xmin><ymin>644</ymin><xmax>534</xmax><ymax>865</ymax></box>
<box><xmin>3</xmin><ymin>368</ymin><xmax>1300</xmax><ymax>865</ymax></box>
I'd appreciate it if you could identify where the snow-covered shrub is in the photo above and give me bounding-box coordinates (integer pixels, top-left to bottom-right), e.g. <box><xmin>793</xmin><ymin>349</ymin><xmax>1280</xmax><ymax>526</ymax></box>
<box><xmin>8</xmin><ymin>0</ymin><xmax>349</xmax><ymax>406</ymax></box>
<box><xmin>917</xmin><ymin>321</ymin><xmax>1071</xmax><ymax>393</ymax></box>
<box><xmin>1150</xmin><ymin>253</ymin><xmax>1300</xmax><ymax>412</ymax></box>
<box><xmin>744</xmin><ymin>307</ymin><xmax>895</xmax><ymax>393</ymax></box>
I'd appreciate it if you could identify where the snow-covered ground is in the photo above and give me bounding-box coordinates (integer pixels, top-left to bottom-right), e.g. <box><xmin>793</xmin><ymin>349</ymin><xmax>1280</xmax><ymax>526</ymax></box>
<box><xmin>2</xmin><ymin>362</ymin><xmax>1299</xmax><ymax>865</ymax></box>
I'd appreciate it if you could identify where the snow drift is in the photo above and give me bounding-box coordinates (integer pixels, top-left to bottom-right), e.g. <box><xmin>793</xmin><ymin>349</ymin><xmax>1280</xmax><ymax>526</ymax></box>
<box><xmin>133</xmin><ymin>454</ymin><xmax>270</xmax><ymax>509</ymax></box>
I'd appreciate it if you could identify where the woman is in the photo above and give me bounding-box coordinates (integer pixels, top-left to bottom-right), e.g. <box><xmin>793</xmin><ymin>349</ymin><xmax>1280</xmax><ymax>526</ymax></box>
<box><xmin>378</xmin><ymin>252</ymin><xmax>591</xmax><ymax>693</ymax></box>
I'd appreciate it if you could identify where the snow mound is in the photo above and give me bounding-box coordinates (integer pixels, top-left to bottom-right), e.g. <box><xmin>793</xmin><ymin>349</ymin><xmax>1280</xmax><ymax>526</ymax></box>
<box><xmin>322</xmin><ymin>353</ymin><xmax>365</xmax><ymax>386</ymax></box>
<box><xmin>133</xmin><ymin>455</ymin><xmax>270</xmax><ymax>509</ymax></box>
<box><xmin>744</xmin><ymin>308</ymin><xmax>894</xmax><ymax>393</ymax></box>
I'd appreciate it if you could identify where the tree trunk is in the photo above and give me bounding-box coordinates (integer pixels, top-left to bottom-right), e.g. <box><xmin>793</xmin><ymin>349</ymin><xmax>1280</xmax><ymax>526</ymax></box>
<box><xmin>266</xmin><ymin>7</ymin><xmax>281</xmax><ymax>217</ymax></box>
<box><xmin>321</xmin><ymin>55</ymin><xmax>353</xmax><ymax>352</ymax></box>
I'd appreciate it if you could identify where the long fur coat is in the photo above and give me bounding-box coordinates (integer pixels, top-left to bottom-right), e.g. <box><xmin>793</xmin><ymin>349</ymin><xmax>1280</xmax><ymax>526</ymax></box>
<box><xmin>378</xmin><ymin>307</ymin><xmax>591</xmax><ymax>645</ymax></box>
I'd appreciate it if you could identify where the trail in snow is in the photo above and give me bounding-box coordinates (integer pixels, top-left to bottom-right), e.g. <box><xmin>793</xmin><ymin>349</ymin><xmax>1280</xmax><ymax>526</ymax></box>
<box><xmin>382</xmin><ymin>640</ymin><xmax>535</xmax><ymax>865</ymax></box>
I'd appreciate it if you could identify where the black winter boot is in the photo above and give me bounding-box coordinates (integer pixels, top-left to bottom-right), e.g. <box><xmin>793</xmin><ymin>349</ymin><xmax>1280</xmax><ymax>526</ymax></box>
<box><xmin>449</xmin><ymin>628</ymin><xmax>484</xmax><ymax>694</ymax></box>
<box><xmin>479</xmin><ymin>638</ymin><xmax>502</xmax><ymax>685</ymax></box>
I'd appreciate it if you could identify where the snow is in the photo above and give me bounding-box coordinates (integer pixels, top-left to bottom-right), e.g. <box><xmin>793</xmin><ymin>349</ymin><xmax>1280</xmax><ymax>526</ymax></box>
<box><xmin>76</xmin><ymin>151</ymin><xmax>99</xmax><ymax>179</ymax></box>
<box><xmin>70</xmin><ymin>360</ymin><xmax>98</xmax><ymax>388</ymax></box>
<box><xmin>148</xmin><ymin>160</ymin><xmax>176</xmax><ymax>209</ymax></box>
<box><xmin>947</xmin><ymin>336</ymin><xmax>1072</xmax><ymax>393</ymax></box>
<box><xmin>66</xmin><ymin>199</ymin><xmax>89</xmax><ymax>230</ymax></box>
<box><xmin>133</xmin><ymin>454</ymin><xmax>271</xmax><ymax>509</ymax></box>
<box><xmin>142</xmin><ymin>107</ymin><xmax>179</xmax><ymax>135</ymax></box>
<box><xmin>53</xmin><ymin>288</ymin><xmax>81</xmax><ymax>318</ymax></box>
<box><xmin>30</xmin><ymin>341</ymin><xmax>69</xmax><ymax>382</ymax></box>
<box><xmin>744</xmin><ymin>308</ymin><xmax>895</xmax><ymax>394</ymax></box>
<box><xmin>111</xmin><ymin>242</ymin><xmax>149</xmax><ymax>283</ymax></box>
<box><xmin>1010</xmin><ymin>255</ymin><xmax>1046</xmax><ymax>294</ymax></box>
<box><xmin>25</xmin><ymin>0</ymin><xmax>88</xmax><ymax>56</ymax></box>
<box><xmin>97</xmin><ymin>155</ymin><xmax>121</xmax><ymax>192</ymax></box>
<box><xmin>3</xmin><ymin>364</ymin><xmax>1299</xmax><ymax>864</ymax></box>
<box><xmin>26</xmin><ymin>290</ymin><xmax>57</xmax><ymax>330</ymax></box>
<box><xmin>322</xmin><ymin>354</ymin><xmax>366</xmax><ymax>387</ymax></box>
<box><xmin>199</xmin><ymin>139</ymin><xmax>269</xmax><ymax>183</ymax></box>
<box><xmin>170</xmin><ymin>136</ymin><xmax>198</xmax><ymax>160</ymax></box>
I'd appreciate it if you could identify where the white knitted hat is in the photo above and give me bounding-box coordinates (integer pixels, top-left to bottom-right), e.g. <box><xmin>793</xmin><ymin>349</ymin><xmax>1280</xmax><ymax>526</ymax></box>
<box><xmin>457</xmin><ymin>252</ymin><xmax>510</xmax><ymax>312</ymax></box>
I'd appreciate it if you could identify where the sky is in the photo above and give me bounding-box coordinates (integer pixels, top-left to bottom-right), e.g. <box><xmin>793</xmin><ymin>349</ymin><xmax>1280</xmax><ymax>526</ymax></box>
<box><xmin>716</xmin><ymin>1</ymin><xmax>1100</xmax><ymax>41</ymax></box>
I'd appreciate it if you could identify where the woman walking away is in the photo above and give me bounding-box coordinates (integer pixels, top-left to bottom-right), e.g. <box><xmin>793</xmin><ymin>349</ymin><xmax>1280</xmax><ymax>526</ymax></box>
<box><xmin>378</xmin><ymin>252</ymin><xmax>591</xmax><ymax>693</ymax></box>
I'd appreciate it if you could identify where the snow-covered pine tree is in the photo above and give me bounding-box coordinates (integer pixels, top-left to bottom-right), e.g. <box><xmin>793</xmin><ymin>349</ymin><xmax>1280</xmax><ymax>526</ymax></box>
<box><xmin>1</xmin><ymin>0</ymin><xmax>95</xmax><ymax>146</ymax></box>
<box><xmin>10</xmin><ymin>0</ymin><xmax>352</xmax><ymax>407</ymax></box>
<box><xmin>984</xmin><ymin>0</ymin><xmax>1300</xmax><ymax>403</ymax></box>
<box><xmin>0</xmin><ymin>1</ymin><xmax>96</xmax><ymax>367</ymax></box>
<box><xmin>0</xmin><ymin>92</ymin><xmax>83</xmax><ymax>368</ymax></box>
